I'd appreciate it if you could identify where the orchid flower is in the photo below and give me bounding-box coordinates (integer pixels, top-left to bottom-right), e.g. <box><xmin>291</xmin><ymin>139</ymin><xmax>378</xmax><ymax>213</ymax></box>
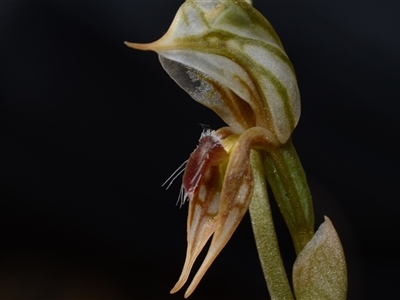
<box><xmin>169</xmin><ymin>126</ymin><xmax>277</xmax><ymax>297</ymax></box>
<box><xmin>126</xmin><ymin>0</ymin><xmax>347</xmax><ymax>299</ymax></box>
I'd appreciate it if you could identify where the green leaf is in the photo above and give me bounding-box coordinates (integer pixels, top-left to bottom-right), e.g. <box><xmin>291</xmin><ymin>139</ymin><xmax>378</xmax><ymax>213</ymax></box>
<box><xmin>293</xmin><ymin>216</ymin><xmax>347</xmax><ymax>300</ymax></box>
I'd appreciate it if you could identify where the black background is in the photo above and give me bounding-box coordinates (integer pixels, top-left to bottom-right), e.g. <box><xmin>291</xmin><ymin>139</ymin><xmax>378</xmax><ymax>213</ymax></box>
<box><xmin>1</xmin><ymin>1</ymin><xmax>399</xmax><ymax>299</ymax></box>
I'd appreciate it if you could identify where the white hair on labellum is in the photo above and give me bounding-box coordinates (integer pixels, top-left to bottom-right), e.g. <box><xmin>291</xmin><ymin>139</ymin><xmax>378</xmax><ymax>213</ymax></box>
<box><xmin>199</xmin><ymin>125</ymin><xmax>222</xmax><ymax>143</ymax></box>
<box><xmin>163</xmin><ymin>126</ymin><xmax>223</xmax><ymax>209</ymax></box>
<box><xmin>177</xmin><ymin>185</ymin><xmax>189</xmax><ymax>208</ymax></box>
<box><xmin>162</xmin><ymin>159</ymin><xmax>188</xmax><ymax>190</ymax></box>
<box><xmin>162</xmin><ymin>159</ymin><xmax>190</xmax><ymax>208</ymax></box>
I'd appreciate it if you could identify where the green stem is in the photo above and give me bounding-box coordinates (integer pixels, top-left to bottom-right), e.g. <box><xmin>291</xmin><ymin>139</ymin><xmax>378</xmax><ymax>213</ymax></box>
<box><xmin>249</xmin><ymin>150</ymin><xmax>294</xmax><ymax>300</ymax></box>
<box><xmin>263</xmin><ymin>139</ymin><xmax>314</xmax><ymax>255</ymax></box>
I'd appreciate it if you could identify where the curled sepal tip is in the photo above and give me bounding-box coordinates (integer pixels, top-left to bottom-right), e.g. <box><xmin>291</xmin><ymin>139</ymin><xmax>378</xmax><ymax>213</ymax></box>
<box><xmin>126</xmin><ymin>0</ymin><xmax>300</xmax><ymax>144</ymax></box>
<box><xmin>292</xmin><ymin>216</ymin><xmax>347</xmax><ymax>300</ymax></box>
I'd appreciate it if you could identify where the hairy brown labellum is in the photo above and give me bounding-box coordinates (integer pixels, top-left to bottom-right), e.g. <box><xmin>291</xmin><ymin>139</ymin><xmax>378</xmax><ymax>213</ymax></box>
<box><xmin>183</xmin><ymin>131</ymin><xmax>228</xmax><ymax>200</ymax></box>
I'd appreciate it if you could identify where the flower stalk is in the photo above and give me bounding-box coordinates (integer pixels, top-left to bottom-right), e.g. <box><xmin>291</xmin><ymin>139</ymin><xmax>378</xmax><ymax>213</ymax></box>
<box><xmin>263</xmin><ymin>139</ymin><xmax>314</xmax><ymax>255</ymax></box>
<box><xmin>249</xmin><ymin>149</ymin><xmax>294</xmax><ymax>300</ymax></box>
